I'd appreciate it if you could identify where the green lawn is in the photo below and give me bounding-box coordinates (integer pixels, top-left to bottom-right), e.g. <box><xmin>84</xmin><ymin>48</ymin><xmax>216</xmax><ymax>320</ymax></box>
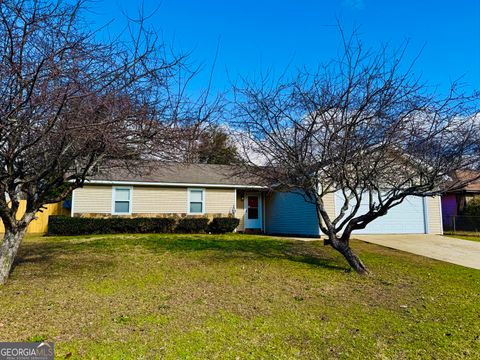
<box><xmin>0</xmin><ymin>233</ymin><xmax>479</xmax><ymax>359</ymax></box>
<box><xmin>444</xmin><ymin>231</ymin><xmax>480</xmax><ymax>243</ymax></box>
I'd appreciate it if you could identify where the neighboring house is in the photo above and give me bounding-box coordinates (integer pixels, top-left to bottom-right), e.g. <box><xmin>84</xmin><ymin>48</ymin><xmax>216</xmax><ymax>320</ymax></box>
<box><xmin>70</xmin><ymin>163</ymin><xmax>443</xmax><ymax>236</ymax></box>
<box><xmin>441</xmin><ymin>170</ymin><xmax>480</xmax><ymax>229</ymax></box>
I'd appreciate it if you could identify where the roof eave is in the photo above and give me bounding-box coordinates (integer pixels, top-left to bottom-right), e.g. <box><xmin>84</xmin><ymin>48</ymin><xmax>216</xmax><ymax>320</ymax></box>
<box><xmin>84</xmin><ymin>179</ymin><xmax>268</xmax><ymax>189</ymax></box>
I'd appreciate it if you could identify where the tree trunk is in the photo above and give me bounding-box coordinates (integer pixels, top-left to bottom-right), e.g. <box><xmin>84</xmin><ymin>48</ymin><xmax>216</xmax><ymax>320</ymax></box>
<box><xmin>329</xmin><ymin>235</ymin><xmax>369</xmax><ymax>275</ymax></box>
<box><xmin>0</xmin><ymin>227</ymin><xmax>27</xmax><ymax>285</ymax></box>
<box><xmin>336</xmin><ymin>244</ymin><xmax>369</xmax><ymax>275</ymax></box>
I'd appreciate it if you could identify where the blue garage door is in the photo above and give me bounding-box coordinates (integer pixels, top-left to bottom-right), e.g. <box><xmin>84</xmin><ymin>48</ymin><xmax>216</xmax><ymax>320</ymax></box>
<box><xmin>335</xmin><ymin>192</ymin><xmax>426</xmax><ymax>234</ymax></box>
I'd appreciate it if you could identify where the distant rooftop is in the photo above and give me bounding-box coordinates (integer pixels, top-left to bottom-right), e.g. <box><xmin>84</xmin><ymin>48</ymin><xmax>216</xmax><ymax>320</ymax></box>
<box><xmin>447</xmin><ymin>170</ymin><xmax>480</xmax><ymax>193</ymax></box>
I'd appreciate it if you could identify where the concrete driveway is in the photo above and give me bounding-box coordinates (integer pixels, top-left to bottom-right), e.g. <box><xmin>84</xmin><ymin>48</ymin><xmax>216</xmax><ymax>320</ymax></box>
<box><xmin>354</xmin><ymin>234</ymin><xmax>480</xmax><ymax>270</ymax></box>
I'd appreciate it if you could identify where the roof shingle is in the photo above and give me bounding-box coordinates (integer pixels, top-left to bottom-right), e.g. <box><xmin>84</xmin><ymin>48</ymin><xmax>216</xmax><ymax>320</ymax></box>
<box><xmin>88</xmin><ymin>162</ymin><xmax>262</xmax><ymax>187</ymax></box>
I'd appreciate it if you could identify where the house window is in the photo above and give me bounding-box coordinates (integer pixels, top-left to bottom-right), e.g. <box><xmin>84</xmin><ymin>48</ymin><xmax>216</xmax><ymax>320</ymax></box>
<box><xmin>188</xmin><ymin>189</ymin><xmax>204</xmax><ymax>214</ymax></box>
<box><xmin>113</xmin><ymin>187</ymin><xmax>132</xmax><ymax>214</ymax></box>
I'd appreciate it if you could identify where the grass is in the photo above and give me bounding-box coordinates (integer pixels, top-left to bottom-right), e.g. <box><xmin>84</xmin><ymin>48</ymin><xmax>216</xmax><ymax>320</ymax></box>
<box><xmin>0</xmin><ymin>233</ymin><xmax>479</xmax><ymax>359</ymax></box>
<box><xmin>444</xmin><ymin>231</ymin><xmax>480</xmax><ymax>243</ymax></box>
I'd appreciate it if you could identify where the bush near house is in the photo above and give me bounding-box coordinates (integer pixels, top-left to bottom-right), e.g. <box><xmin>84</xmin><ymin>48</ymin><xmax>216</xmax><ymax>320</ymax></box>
<box><xmin>48</xmin><ymin>216</ymin><xmax>239</xmax><ymax>235</ymax></box>
<box><xmin>208</xmin><ymin>217</ymin><xmax>240</xmax><ymax>234</ymax></box>
<box><xmin>464</xmin><ymin>197</ymin><xmax>480</xmax><ymax>217</ymax></box>
<box><xmin>48</xmin><ymin>216</ymin><xmax>176</xmax><ymax>236</ymax></box>
<box><xmin>174</xmin><ymin>217</ymin><xmax>210</xmax><ymax>234</ymax></box>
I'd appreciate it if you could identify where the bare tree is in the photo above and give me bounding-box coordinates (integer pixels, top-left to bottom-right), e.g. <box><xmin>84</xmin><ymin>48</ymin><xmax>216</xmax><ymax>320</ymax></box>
<box><xmin>153</xmin><ymin>43</ymin><xmax>227</xmax><ymax>164</ymax></box>
<box><xmin>0</xmin><ymin>0</ymin><xmax>191</xmax><ymax>284</ymax></box>
<box><xmin>233</xmin><ymin>34</ymin><xmax>480</xmax><ymax>274</ymax></box>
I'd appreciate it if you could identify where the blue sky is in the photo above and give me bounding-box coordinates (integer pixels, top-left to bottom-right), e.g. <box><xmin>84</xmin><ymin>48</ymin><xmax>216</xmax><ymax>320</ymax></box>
<box><xmin>87</xmin><ymin>0</ymin><xmax>480</xmax><ymax>96</ymax></box>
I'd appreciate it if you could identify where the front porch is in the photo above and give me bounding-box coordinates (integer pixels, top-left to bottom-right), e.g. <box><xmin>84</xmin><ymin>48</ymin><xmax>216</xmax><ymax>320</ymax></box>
<box><xmin>235</xmin><ymin>189</ymin><xmax>267</xmax><ymax>233</ymax></box>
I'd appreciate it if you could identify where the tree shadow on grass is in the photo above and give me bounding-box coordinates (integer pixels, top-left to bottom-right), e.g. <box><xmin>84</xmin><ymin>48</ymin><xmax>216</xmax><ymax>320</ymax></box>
<box><xmin>141</xmin><ymin>235</ymin><xmax>348</xmax><ymax>271</ymax></box>
<box><xmin>12</xmin><ymin>239</ymin><xmax>118</xmax><ymax>279</ymax></box>
<box><xmin>14</xmin><ymin>234</ymin><xmax>349</xmax><ymax>276</ymax></box>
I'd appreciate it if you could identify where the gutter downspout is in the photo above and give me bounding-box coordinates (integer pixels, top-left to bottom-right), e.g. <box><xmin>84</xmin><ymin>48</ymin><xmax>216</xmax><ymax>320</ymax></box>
<box><xmin>262</xmin><ymin>192</ymin><xmax>266</xmax><ymax>234</ymax></box>
<box><xmin>70</xmin><ymin>189</ymin><xmax>75</xmax><ymax>218</ymax></box>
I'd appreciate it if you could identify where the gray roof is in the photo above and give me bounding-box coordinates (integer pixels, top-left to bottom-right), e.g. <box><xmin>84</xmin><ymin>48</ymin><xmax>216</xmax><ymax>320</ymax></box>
<box><xmin>88</xmin><ymin>162</ymin><xmax>263</xmax><ymax>188</ymax></box>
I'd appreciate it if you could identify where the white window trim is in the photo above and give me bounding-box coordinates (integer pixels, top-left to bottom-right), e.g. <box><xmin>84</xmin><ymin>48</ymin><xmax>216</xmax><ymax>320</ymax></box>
<box><xmin>112</xmin><ymin>186</ymin><xmax>133</xmax><ymax>215</ymax></box>
<box><xmin>187</xmin><ymin>188</ymin><xmax>205</xmax><ymax>215</ymax></box>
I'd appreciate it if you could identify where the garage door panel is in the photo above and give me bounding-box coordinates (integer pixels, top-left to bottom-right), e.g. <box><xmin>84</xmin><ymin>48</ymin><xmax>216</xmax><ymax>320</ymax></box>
<box><xmin>335</xmin><ymin>192</ymin><xmax>426</xmax><ymax>234</ymax></box>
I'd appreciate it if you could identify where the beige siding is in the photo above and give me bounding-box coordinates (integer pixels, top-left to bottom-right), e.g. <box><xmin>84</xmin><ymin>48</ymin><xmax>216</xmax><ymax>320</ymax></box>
<box><xmin>132</xmin><ymin>186</ymin><xmax>187</xmax><ymax>214</ymax></box>
<box><xmin>236</xmin><ymin>193</ymin><xmax>245</xmax><ymax>231</ymax></box>
<box><xmin>73</xmin><ymin>185</ymin><xmax>112</xmax><ymax>214</ymax></box>
<box><xmin>427</xmin><ymin>196</ymin><xmax>443</xmax><ymax>234</ymax></box>
<box><xmin>205</xmin><ymin>189</ymin><xmax>236</xmax><ymax>214</ymax></box>
<box><xmin>323</xmin><ymin>193</ymin><xmax>336</xmax><ymax>216</ymax></box>
<box><xmin>74</xmin><ymin>185</ymin><xmax>237</xmax><ymax>218</ymax></box>
<box><xmin>317</xmin><ymin>192</ymin><xmax>336</xmax><ymax>229</ymax></box>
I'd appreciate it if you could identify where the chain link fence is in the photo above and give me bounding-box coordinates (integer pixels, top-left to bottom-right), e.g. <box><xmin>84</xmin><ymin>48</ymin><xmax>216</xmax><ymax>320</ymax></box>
<box><xmin>443</xmin><ymin>215</ymin><xmax>480</xmax><ymax>235</ymax></box>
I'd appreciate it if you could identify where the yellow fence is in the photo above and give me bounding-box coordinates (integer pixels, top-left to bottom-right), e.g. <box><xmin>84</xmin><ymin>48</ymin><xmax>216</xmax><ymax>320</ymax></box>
<box><xmin>0</xmin><ymin>201</ymin><xmax>69</xmax><ymax>234</ymax></box>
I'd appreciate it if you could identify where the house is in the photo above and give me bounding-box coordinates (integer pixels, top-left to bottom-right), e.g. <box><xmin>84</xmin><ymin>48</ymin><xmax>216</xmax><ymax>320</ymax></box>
<box><xmin>69</xmin><ymin>163</ymin><xmax>443</xmax><ymax>236</ymax></box>
<box><xmin>441</xmin><ymin>170</ymin><xmax>480</xmax><ymax>229</ymax></box>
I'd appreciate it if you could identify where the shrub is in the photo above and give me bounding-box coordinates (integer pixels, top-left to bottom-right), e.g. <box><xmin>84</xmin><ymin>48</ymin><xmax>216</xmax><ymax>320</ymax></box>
<box><xmin>48</xmin><ymin>216</ymin><xmax>176</xmax><ymax>236</ymax></box>
<box><xmin>464</xmin><ymin>197</ymin><xmax>480</xmax><ymax>217</ymax></box>
<box><xmin>175</xmin><ymin>217</ymin><xmax>210</xmax><ymax>233</ymax></box>
<box><xmin>134</xmin><ymin>218</ymin><xmax>177</xmax><ymax>233</ymax></box>
<box><xmin>208</xmin><ymin>217</ymin><xmax>240</xmax><ymax>233</ymax></box>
